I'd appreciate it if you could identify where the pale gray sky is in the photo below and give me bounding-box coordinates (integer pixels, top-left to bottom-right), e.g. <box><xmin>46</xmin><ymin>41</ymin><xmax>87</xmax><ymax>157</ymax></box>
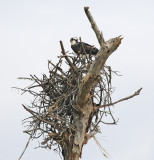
<box><xmin>0</xmin><ymin>0</ymin><xmax>154</xmax><ymax>160</ymax></box>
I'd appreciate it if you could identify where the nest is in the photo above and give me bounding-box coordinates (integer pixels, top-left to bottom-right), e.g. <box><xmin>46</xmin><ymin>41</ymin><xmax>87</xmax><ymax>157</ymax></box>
<box><xmin>16</xmin><ymin>43</ymin><xmax>120</xmax><ymax>152</ymax></box>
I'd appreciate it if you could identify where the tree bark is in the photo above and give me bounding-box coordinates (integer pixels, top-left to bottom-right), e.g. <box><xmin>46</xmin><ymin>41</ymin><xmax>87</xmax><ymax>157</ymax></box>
<box><xmin>61</xmin><ymin>102</ymin><xmax>93</xmax><ymax>160</ymax></box>
<box><xmin>62</xmin><ymin>142</ymin><xmax>80</xmax><ymax>160</ymax></box>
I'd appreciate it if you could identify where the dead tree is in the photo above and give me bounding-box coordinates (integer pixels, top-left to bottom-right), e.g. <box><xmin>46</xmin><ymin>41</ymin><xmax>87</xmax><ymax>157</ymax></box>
<box><xmin>17</xmin><ymin>7</ymin><xmax>142</xmax><ymax>160</ymax></box>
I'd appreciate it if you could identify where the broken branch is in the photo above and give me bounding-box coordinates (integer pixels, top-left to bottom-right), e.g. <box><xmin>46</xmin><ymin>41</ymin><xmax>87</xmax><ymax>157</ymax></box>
<box><xmin>84</xmin><ymin>7</ymin><xmax>105</xmax><ymax>46</ymax></box>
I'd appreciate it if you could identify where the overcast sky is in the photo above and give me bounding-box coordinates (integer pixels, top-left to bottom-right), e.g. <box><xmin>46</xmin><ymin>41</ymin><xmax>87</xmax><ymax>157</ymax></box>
<box><xmin>0</xmin><ymin>0</ymin><xmax>154</xmax><ymax>160</ymax></box>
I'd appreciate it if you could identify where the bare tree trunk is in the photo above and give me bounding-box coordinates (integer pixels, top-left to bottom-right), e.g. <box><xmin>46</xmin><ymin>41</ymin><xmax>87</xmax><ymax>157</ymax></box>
<box><xmin>61</xmin><ymin>102</ymin><xmax>93</xmax><ymax>160</ymax></box>
<box><xmin>62</xmin><ymin>142</ymin><xmax>79</xmax><ymax>160</ymax></box>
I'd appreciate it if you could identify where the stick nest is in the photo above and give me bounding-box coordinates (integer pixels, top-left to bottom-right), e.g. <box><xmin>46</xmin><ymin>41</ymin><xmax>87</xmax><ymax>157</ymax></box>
<box><xmin>16</xmin><ymin>48</ymin><xmax>119</xmax><ymax>152</ymax></box>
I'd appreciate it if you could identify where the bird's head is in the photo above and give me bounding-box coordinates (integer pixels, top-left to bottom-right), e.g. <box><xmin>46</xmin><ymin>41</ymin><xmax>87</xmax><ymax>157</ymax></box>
<box><xmin>70</xmin><ymin>37</ymin><xmax>78</xmax><ymax>45</ymax></box>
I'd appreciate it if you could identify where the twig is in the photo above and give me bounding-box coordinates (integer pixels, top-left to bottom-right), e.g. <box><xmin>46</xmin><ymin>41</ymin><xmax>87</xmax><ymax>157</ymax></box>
<box><xmin>97</xmin><ymin>88</ymin><xmax>142</xmax><ymax>109</ymax></box>
<box><xmin>93</xmin><ymin>136</ymin><xmax>110</xmax><ymax>158</ymax></box>
<box><xmin>57</xmin><ymin>55</ymin><xmax>74</xmax><ymax>58</ymax></box>
<box><xmin>18</xmin><ymin>135</ymin><xmax>32</xmax><ymax>160</ymax></box>
<box><xmin>48</xmin><ymin>60</ymin><xmax>67</xmax><ymax>77</ymax></box>
<box><xmin>49</xmin><ymin>70</ymin><xmax>64</xmax><ymax>80</ymax></box>
<box><xmin>22</xmin><ymin>105</ymin><xmax>61</xmax><ymax>131</ymax></box>
<box><xmin>60</xmin><ymin>41</ymin><xmax>79</xmax><ymax>74</ymax></box>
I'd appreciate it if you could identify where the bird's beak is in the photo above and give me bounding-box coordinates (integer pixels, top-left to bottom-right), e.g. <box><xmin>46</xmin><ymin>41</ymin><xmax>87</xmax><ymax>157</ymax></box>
<box><xmin>118</xmin><ymin>35</ymin><xmax>124</xmax><ymax>41</ymax></box>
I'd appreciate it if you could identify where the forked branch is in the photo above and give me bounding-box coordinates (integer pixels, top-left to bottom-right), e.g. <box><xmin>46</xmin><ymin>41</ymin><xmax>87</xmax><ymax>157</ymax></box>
<box><xmin>78</xmin><ymin>7</ymin><xmax>123</xmax><ymax>107</ymax></box>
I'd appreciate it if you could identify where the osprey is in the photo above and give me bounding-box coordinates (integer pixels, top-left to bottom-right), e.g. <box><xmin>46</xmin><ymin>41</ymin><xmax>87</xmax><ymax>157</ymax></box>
<box><xmin>70</xmin><ymin>37</ymin><xmax>99</xmax><ymax>56</ymax></box>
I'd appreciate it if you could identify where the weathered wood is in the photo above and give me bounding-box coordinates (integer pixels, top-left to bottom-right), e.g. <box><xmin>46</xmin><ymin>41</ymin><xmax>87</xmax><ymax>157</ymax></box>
<box><xmin>84</xmin><ymin>7</ymin><xmax>105</xmax><ymax>46</ymax></box>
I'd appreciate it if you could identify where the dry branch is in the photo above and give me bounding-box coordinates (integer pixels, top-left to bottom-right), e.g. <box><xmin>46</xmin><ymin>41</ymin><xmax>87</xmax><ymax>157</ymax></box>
<box><xmin>84</xmin><ymin>7</ymin><xmax>105</xmax><ymax>46</ymax></box>
<box><xmin>18</xmin><ymin>135</ymin><xmax>32</xmax><ymax>160</ymax></box>
<box><xmin>22</xmin><ymin>105</ymin><xmax>61</xmax><ymax>131</ymax></box>
<box><xmin>60</xmin><ymin>41</ymin><xmax>78</xmax><ymax>74</ymax></box>
<box><xmin>96</xmin><ymin>88</ymin><xmax>142</xmax><ymax>109</ymax></box>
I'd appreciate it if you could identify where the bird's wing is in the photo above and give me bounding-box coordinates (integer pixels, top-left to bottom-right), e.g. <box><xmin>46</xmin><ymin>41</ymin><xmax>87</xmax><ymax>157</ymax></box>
<box><xmin>79</xmin><ymin>42</ymin><xmax>94</xmax><ymax>47</ymax></box>
<box><xmin>71</xmin><ymin>44</ymin><xmax>79</xmax><ymax>53</ymax></box>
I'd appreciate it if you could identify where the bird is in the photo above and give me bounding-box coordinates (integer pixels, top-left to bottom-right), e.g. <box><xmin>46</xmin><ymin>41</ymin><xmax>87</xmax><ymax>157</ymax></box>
<box><xmin>70</xmin><ymin>37</ymin><xmax>99</xmax><ymax>57</ymax></box>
